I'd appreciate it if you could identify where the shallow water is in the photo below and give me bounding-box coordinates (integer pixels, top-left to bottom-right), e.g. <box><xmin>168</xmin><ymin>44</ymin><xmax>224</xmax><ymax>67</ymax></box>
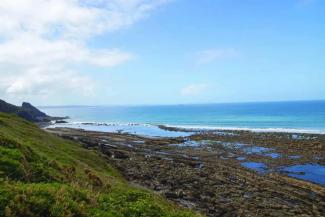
<box><xmin>264</xmin><ymin>153</ymin><xmax>281</xmax><ymax>159</ymax></box>
<box><xmin>280</xmin><ymin>164</ymin><xmax>325</xmax><ymax>185</ymax></box>
<box><xmin>173</xmin><ymin>139</ymin><xmax>325</xmax><ymax>185</ymax></box>
<box><xmin>241</xmin><ymin>162</ymin><xmax>268</xmax><ymax>174</ymax></box>
<box><xmin>47</xmin><ymin>122</ymin><xmax>192</xmax><ymax>138</ymax></box>
<box><xmin>171</xmin><ymin>140</ymin><xmax>204</xmax><ymax>147</ymax></box>
<box><xmin>175</xmin><ymin>140</ymin><xmax>283</xmax><ymax>161</ymax></box>
<box><xmin>243</xmin><ymin>146</ymin><xmax>273</xmax><ymax>155</ymax></box>
<box><xmin>216</xmin><ymin>141</ymin><xmax>246</xmax><ymax>149</ymax></box>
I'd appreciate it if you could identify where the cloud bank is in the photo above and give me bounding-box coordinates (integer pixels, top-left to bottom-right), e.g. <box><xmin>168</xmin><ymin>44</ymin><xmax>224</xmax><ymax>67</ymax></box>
<box><xmin>0</xmin><ymin>0</ymin><xmax>169</xmax><ymax>104</ymax></box>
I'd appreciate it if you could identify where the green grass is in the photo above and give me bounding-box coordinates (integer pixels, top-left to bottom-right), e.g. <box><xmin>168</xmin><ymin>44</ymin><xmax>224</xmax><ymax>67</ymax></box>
<box><xmin>0</xmin><ymin>113</ymin><xmax>198</xmax><ymax>217</ymax></box>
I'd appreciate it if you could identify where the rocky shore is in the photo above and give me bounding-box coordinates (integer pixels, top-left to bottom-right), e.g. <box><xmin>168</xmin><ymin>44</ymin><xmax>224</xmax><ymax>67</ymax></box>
<box><xmin>46</xmin><ymin>127</ymin><xmax>325</xmax><ymax>216</ymax></box>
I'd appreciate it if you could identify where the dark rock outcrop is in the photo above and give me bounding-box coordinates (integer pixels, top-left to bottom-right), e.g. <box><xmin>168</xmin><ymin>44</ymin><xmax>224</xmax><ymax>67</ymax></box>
<box><xmin>0</xmin><ymin>99</ymin><xmax>66</xmax><ymax>122</ymax></box>
<box><xmin>0</xmin><ymin>99</ymin><xmax>20</xmax><ymax>113</ymax></box>
<box><xmin>18</xmin><ymin>102</ymin><xmax>48</xmax><ymax>122</ymax></box>
<box><xmin>21</xmin><ymin>102</ymin><xmax>47</xmax><ymax>118</ymax></box>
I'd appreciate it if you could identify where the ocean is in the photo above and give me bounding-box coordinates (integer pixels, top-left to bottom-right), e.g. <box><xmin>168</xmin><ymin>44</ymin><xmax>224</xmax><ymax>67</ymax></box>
<box><xmin>40</xmin><ymin>100</ymin><xmax>325</xmax><ymax>135</ymax></box>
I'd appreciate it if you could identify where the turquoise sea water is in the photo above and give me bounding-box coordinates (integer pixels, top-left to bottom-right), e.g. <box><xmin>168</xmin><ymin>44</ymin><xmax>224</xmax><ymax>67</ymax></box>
<box><xmin>40</xmin><ymin>100</ymin><xmax>325</xmax><ymax>134</ymax></box>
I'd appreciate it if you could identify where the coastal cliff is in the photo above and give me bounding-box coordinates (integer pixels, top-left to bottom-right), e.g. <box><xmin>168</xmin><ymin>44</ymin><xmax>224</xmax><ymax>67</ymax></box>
<box><xmin>0</xmin><ymin>99</ymin><xmax>66</xmax><ymax>122</ymax></box>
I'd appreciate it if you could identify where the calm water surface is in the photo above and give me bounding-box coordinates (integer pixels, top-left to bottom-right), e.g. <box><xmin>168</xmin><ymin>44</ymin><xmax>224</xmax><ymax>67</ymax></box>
<box><xmin>40</xmin><ymin>101</ymin><xmax>325</xmax><ymax>134</ymax></box>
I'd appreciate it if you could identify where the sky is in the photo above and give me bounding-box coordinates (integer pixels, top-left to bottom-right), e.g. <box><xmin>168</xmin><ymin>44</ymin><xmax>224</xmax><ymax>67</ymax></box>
<box><xmin>0</xmin><ymin>0</ymin><xmax>324</xmax><ymax>106</ymax></box>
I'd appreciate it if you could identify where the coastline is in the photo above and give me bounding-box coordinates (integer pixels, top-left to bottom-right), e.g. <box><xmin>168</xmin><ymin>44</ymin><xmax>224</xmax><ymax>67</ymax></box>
<box><xmin>160</xmin><ymin>124</ymin><xmax>325</xmax><ymax>135</ymax></box>
<box><xmin>45</xmin><ymin>125</ymin><xmax>325</xmax><ymax>216</ymax></box>
<box><xmin>40</xmin><ymin>103</ymin><xmax>325</xmax><ymax>216</ymax></box>
<box><xmin>45</xmin><ymin>120</ymin><xmax>325</xmax><ymax>135</ymax></box>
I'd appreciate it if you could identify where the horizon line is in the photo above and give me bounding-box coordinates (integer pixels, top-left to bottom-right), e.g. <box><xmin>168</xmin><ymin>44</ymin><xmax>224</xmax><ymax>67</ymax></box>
<box><xmin>37</xmin><ymin>99</ymin><xmax>325</xmax><ymax>108</ymax></box>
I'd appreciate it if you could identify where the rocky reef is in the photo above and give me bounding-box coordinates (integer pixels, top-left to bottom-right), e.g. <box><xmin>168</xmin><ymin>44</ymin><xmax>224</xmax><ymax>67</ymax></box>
<box><xmin>46</xmin><ymin>127</ymin><xmax>325</xmax><ymax>216</ymax></box>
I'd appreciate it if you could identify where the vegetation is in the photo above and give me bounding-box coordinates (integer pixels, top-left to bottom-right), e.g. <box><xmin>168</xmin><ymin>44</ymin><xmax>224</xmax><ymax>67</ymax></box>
<box><xmin>0</xmin><ymin>113</ymin><xmax>197</xmax><ymax>217</ymax></box>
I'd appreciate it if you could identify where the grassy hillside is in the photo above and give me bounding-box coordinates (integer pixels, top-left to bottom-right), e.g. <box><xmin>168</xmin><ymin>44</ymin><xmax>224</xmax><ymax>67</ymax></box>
<box><xmin>0</xmin><ymin>113</ymin><xmax>197</xmax><ymax>217</ymax></box>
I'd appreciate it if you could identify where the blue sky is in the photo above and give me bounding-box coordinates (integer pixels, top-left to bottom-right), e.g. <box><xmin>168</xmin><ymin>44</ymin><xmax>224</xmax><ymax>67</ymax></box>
<box><xmin>0</xmin><ymin>0</ymin><xmax>324</xmax><ymax>105</ymax></box>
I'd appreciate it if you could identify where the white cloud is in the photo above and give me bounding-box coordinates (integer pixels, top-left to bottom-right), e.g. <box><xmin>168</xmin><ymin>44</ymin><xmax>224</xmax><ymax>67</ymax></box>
<box><xmin>194</xmin><ymin>48</ymin><xmax>238</xmax><ymax>65</ymax></box>
<box><xmin>0</xmin><ymin>0</ymin><xmax>170</xmax><ymax>39</ymax></box>
<box><xmin>3</xmin><ymin>67</ymin><xmax>96</xmax><ymax>97</ymax></box>
<box><xmin>181</xmin><ymin>84</ymin><xmax>209</xmax><ymax>96</ymax></box>
<box><xmin>0</xmin><ymin>35</ymin><xmax>134</xmax><ymax>67</ymax></box>
<box><xmin>0</xmin><ymin>0</ymin><xmax>169</xmax><ymax>103</ymax></box>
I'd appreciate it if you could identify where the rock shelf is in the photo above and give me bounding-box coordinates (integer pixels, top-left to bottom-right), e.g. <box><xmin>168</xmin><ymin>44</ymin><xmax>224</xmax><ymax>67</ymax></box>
<box><xmin>46</xmin><ymin>127</ymin><xmax>325</xmax><ymax>216</ymax></box>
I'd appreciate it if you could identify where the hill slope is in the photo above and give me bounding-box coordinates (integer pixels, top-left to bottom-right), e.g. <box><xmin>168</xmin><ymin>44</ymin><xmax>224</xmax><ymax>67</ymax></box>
<box><xmin>0</xmin><ymin>113</ymin><xmax>197</xmax><ymax>217</ymax></box>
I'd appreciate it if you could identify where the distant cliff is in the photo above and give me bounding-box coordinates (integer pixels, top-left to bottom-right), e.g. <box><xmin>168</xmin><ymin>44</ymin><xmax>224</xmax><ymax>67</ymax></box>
<box><xmin>0</xmin><ymin>99</ymin><xmax>65</xmax><ymax>122</ymax></box>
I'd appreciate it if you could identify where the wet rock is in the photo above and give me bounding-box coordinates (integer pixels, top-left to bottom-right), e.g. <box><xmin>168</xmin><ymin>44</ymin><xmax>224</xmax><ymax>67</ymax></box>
<box><xmin>47</xmin><ymin>127</ymin><xmax>325</xmax><ymax>217</ymax></box>
<box><xmin>55</xmin><ymin>120</ymin><xmax>68</xmax><ymax>124</ymax></box>
<box><xmin>113</xmin><ymin>150</ymin><xmax>129</xmax><ymax>159</ymax></box>
<box><xmin>165</xmin><ymin>192</ymin><xmax>178</xmax><ymax>199</ymax></box>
